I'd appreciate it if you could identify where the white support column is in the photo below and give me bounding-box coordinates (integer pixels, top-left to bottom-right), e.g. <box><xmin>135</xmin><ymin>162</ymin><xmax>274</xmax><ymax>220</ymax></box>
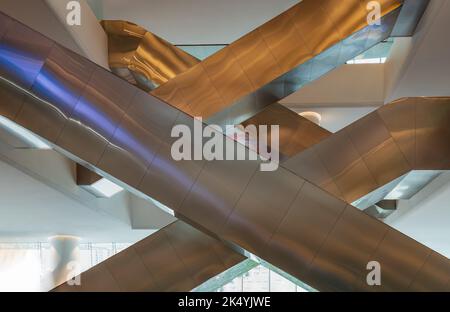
<box><xmin>46</xmin><ymin>235</ymin><xmax>81</xmax><ymax>289</ymax></box>
<box><xmin>44</xmin><ymin>0</ymin><xmax>110</xmax><ymax>69</ymax></box>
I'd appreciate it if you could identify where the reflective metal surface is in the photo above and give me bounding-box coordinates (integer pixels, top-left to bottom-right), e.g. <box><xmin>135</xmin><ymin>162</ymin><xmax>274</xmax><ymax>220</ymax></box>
<box><xmin>101</xmin><ymin>20</ymin><xmax>199</xmax><ymax>91</ymax></box>
<box><xmin>242</xmin><ymin>103</ymin><xmax>330</xmax><ymax>158</ymax></box>
<box><xmin>149</xmin><ymin>0</ymin><xmax>403</xmax><ymax>125</ymax></box>
<box><xmin>102</xmin><ymin>1</ymin><xmax>406</xmax><ymax>126</ymax></box>
<box><xmin>1</xmin><ymin>11</ymin><xmax>448</xmax><ymax>292</ymax></box>
<box><xmin>284</xmin><ymin>97</ymin><xmax>450</xmax><ymax>204</ymax></box>
<box><xmin>53</xmin><ymin>220</ymin><xmax>245</xmax><ymax>292</ymax></box>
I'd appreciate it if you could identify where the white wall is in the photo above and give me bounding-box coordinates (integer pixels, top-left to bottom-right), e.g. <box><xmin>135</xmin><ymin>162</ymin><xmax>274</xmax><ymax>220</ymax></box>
<box><xmin>387</xmin><ymin>173</ymin><xmax>450</xmax><ymax>258</ymax></box>
<box><xmin>384</xmin><ymin>0</ymin><xmax>450</xmax><ymax>102</ymax></box>
<box><xmin>0</xmin><ymin>0</ymin><xmax>83</xmax><ymax>55</ymax></box>
<box><xmin>281</xmin><ymin>64</ymin><xmax>385</xmax><ymax>108</ymax></box>
<box><xmin>0</xmin><ymin>157</ymin><xmax>151</xmax><ymax>242</ymax></box>
<box><xmin>87</xmin><ymin>0</ymin><xmax>298</xmax><ymax>44</ymax></box>
<box><xmin>0</xmin><ymin>142</ymin><xmax>174</xmax><ymax>242</ymax></box>
<box><xmin>45</xmin><ymin>0</ymin><xmax>110</xmax><ymax>69</ymax></box>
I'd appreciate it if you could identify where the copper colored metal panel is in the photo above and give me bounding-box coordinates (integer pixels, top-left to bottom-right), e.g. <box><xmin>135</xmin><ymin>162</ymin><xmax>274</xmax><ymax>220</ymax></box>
<box><xmin>369</xmin><ymin>229</ymin><xmax>431</xmax><ymax>291</ymax></box>
<box><xmin>345</xmin><ymin>111</ymin><xmax>412</xmax><ymax>186</ymax></box>
<box><xmin>307</xmin><ymin>207</ymin><xmax>388</xmax><ymax>291</ymax></box>
<box><xmin>242</xmin><ymin>104</ymin><xmax>331</xmax><ymax>157</ymax></box>
<box><xmin>345</xmin><ymin>111</ymin><xmax>393</xmax><ymax>157</ymax></box>
<box><xmin>362</xmin><ymin>138</ymin><xmax>412</xmax><ymax>186</ymax></box>
<box><xmin>290</xmin><ymin>0</ymin><xmax>341</xmax><ymax>55</ymax></box>
<box><xmin>223</xmin><ymin>168</ymin><xmax>305</xmax><ymax>256</ymax></box>
<box><xmin>334</xmin><ymin>159</ymin><xmax>379</xmax><ymax>203</ymax></box>
<box><xmin>315</xmin><ymin>130</ymin><xmax>361</xmax><ymax>178</ymax></box>
<box><xmin>267</xmin><ymin>182</ymin><xmax>347</xmax><ymax>280</ymax></box>
<box><xmin>283</xmin><ymin>147</ymin><xmax>337</xmax><ymax>196</ymax></box>
<box><xmin>409</xmin><ymin>252</ymin><xmax>450</xmax><ymax>292</ymax></box>
<box><xmin>55</xmin><ymin>220</ymin><xmax>244</xmax><ymax>292</ymax></box>
<box><xmin>202</xmin><ymin>48</ymin><xmax>254</xmax><ymax>105</ymax></box>
<box><xmin>229</xmin><ymin>29</ymin><xmax>282</xmax><ymax>90</ymax></box>
<box><xmin>179</xmin><ymin>152</ymin><xmax>260</xmax><ymax>235</ymax></box>
<box><xmin>377</xmin><ymin>98</ymin><xmax>417</xmax><ymax>168</ymax></box>
<box><xmin>415</xmin><ymin>97</ymin><xmax>450</xmax><ymax>169</ymax></box>
<box><xmin>318</xmin><ymin>0</ymin><xmax>368</xmax><ymax>38</ymax></box>
<box><xmin>142</xmin><ymin>0</ymin><xmax>400</xmax><ymax>122</ymax></box>
<box><xmin>0</xmin><ymin>74</ymin><xmax>27</xmax><ymax>120</ymax></box>
<box><xmin>174</xmin><ymin>64</ymin><xmax>225</xmax><ymax>117</ymax></box>
<box><xmin>15</xmin><ymin>45</ymin><xmax>96</xmax><ymax>143</ymax></box>
<box><xmin>54</xmin><ymin>264</ymin><xmax>120</xmax><ymax>292</ymax></box>
<box><xmin>151</xmin><ymin>78</ymin><xmax>188</xmax><ymax>112</ymax></box>
<box><xmin>210</xmin><ymin>239</ymin><xmax>246</xmax><ymax>268</ymax></box>
<box><xmin>105</xmin><ymin>246</ymin><xmax>158</xmax><ymax>291</ymax></box>
<box><xmin>0</xmin><ymin>11</ymin><xmax>13</xmax><ymax>39</ymax></box>
<box><xmin>258</xmin><ymin>10</ymin><xmax>311</xmax><ymax>73</ymax></box>
<box><xmin>133</xmin><ymin>228</ymin><xmax>196</xmax><ymax>291</ymax></box>
<box><xmin>163</xmin><ymin>221</ymin><xmax>227</xmax><ymax>285</ymax></box>
<box><xmin>102</xmin><ymin>20</ymin><xmax>198</xmax><ymax>91</ymax></box>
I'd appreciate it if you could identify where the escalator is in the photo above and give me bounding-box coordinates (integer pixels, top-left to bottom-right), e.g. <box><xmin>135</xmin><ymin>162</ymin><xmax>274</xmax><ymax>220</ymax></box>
<box><xmin>54</xmin><ymin>220</ymin><xmax>244</xmax><ymax>292</ymax></box>
<box><xmin>0</xmin><ymin>2</ymin><xmax>448</xmax><ymax>293</ymax></box>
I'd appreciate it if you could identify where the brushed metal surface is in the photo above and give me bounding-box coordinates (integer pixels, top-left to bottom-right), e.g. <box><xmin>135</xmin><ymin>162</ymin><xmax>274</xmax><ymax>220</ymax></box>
<box><xmin>179</xmin><ymin>151</ymin><xmax>260</xmax><ymax>234</ymax></box>
<box><xmin>409</xmin><ymin>251</ymin><xmax>450</xmax><ymax>292</ymax></box>
<box><xmin>242</xmin><ymin>103</ymin><xmax>331</xmax><ymax>157</ymax></box>
<box><xmin>163</xmin><ymin>221</ymin><xmax>227</xmax><ymax>285</ymax></box>
<box><xmin>0</xmin><ymin>11</ymin><xmax>13</xmax><ymax>40</ymax></box>
<box><xmin>266</xmin><ymin>182</ymin><xmax>347</xmax><ymax>280</ymax></box>
<box><xmin>377</xmin><ymin>97</ymin><xmax>417</xmax><ymax>167</ymax></box>
<box><xmin>97</xmin><ymin>89</ymin><xmax>180</xmax><ymax>187</ymax></box>
<box><xmin>229</xmin><ymin>29</ymin><xmax>282</xmax><ymax>90</ymax></box>
<box><xmin>258</xmin><ymin>9</ymin><xmax>310</xmax><ymax>73</ymax></box>
<box><xmin>53</xmin><ymin>264</ymin><xmax>121</xmax><ymax>292</ymax></box>
<box><xmin>0</xmin><ymin>21</ymin><xmax>54</xmax><ymax>89</ymax></box>
<box><xmin>56</xmin><ymin>68</ymin><xmax>137</xmax><ymax>165</ymax></box>
<box><xmin>346</xmin><ymin>112</ymin><xmax>412</xmax><ymax>185</ymax></box>
<box><xmin>138</xmin><ymin>143</ymin><xmax>205</xmax><ymax>211</ymax></box>
<box><xmin>147</xmin><ymin>0</ymin><xmax>401</xmax><ymax>123</ymax></box>
<box><xmin>174</xmin><ymin>64</ymin><xmax>225</xmax><ymax>117</ymax></box>
<box><xmin>223</xmin><ymin>168</ymin><xmax>305</xmax><ymax>256</ymax></box>
<box><xmin>15</xmin><ymin>45</ymin><xmax>96</xmax><ymax>143</ymax></box>
<box><xmin>369</xmin><ymin>229</ymin><xmax>431</xmax><ymax>291</ymax></box>
<box><xmin>0</xmin><ymin>73</ymin><xmax>27</xmax><ymax>120</ymax></box>
<box><xmin>307</xmin><ymin>206</ymin><xmax>388</xmax><ymax>291</ymax></box>
<box><xmin>54</xmin><ymin>221</ymin><xmax>245</xmax><ymax>292</ymax></box>
<box><xmin>415</xmin><ymin>97</ymin><xmax>450</xmax><ymax>169</ymax></box>
<box><xmin>133</xmin><ymin>227</ymin><xmax>196</xmax><ymax>291</ymax></box>
<box><xmin>202</xmin><ymin>47</ymin><xmax>253</xmax><ymax>105</ymax></box>
<box><xmin>102</xmin><ymin>20</ymin><xmax>198</xmax><ymax>91</ymax></box>
<box><xmin>105</xmin><ymin>246</ymin><xmax>158</xmax><ymax>291</ymax></box>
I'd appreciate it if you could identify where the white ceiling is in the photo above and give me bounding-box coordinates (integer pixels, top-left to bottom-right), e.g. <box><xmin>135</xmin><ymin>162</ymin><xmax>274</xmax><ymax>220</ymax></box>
<box><xmin>0</xmin><ymin>141</ymin><xmax>174</xmax><ymax>243</ymax></box>
<box><xmin>87</xmin><ymin>0</ymin><xmax>299</xmax><ymax>44</ymax></box>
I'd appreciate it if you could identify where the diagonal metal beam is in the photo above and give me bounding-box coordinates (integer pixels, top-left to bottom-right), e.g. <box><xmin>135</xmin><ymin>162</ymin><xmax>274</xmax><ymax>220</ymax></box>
<box><xmin>150</xmin><ymin>0</ymin><xmax>403</xmax><ymax>125</ymax></box>
<box><xmin>100</xmin><ymin>19</ymin><xmax>332</xmax><ymax>157</ymax></box>
<box><xmin>53</xmin><ymin>220</ymin><xmax>245</xmax><ymax>291</ymax></box>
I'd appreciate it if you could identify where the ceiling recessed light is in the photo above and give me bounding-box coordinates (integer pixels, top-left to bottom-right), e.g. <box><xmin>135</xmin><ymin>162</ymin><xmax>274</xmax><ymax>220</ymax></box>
<box><xmin>299</xmin><ymin>111</ymin><xmax>322</xmax><ymax>125</ymax></box>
